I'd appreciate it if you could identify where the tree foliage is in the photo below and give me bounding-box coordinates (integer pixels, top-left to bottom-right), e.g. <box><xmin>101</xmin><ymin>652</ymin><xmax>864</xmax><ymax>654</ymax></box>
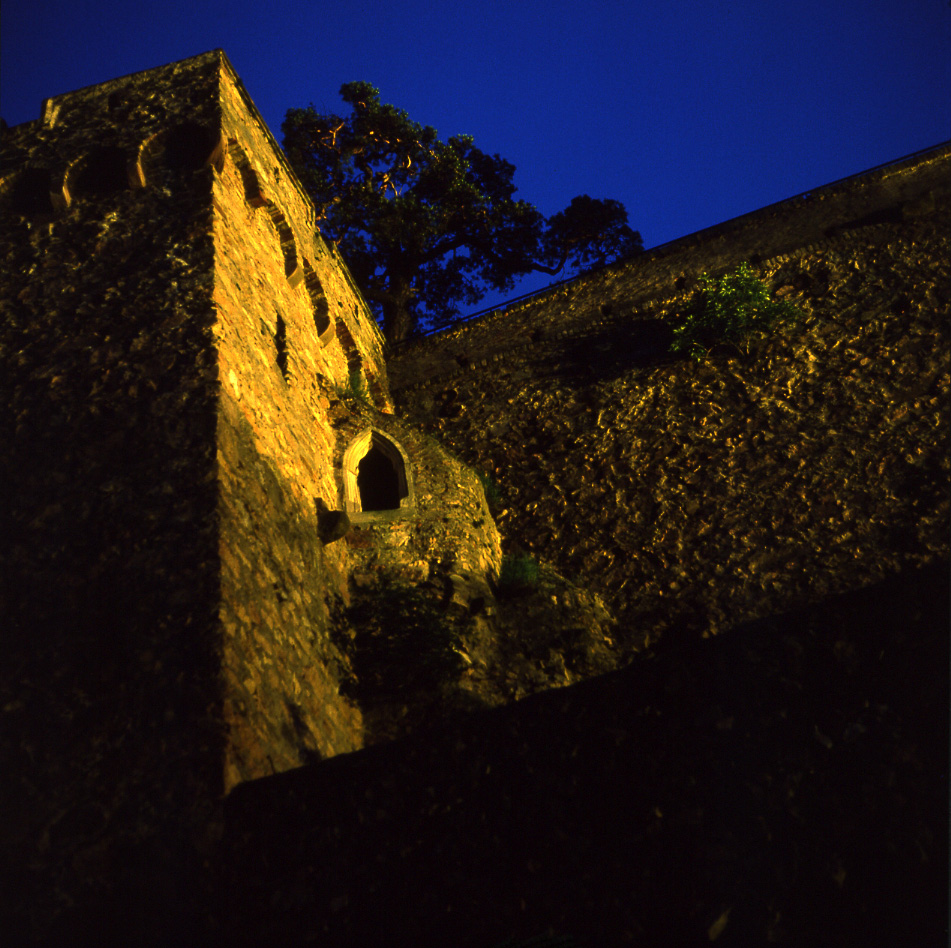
<box><xmin>283</xmin><ymin>83</ymin><xmax>642</xmax><ymax>342</ymax></box>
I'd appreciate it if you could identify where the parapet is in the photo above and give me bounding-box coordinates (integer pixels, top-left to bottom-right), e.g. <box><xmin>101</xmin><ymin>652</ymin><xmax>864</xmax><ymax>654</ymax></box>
<box><xmin>388</xmin><ymin>140</ymin><xmax>951</xmax><ymax>392</ymax></box>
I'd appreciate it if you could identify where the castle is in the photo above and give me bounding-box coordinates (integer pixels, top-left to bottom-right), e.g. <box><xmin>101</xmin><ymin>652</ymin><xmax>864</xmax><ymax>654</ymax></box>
<box><xmin>1</xmin><ymin>51</ymin><xmax>947</xmax><ymax>947</ymax></box>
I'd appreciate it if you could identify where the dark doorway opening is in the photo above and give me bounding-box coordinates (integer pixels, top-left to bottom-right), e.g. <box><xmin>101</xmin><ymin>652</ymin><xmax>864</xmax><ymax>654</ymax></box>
<box><xmin>357</xmin><ymin>446</ymin><xmax>401</xmax><ymax>511</ymax></box>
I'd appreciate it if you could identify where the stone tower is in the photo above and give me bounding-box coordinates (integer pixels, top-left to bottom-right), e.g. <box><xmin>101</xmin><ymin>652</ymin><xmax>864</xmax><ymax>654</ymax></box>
<box><xmin>0</xmin><ymin>49</ymin><xmax>500</xmax><ymax>941</ymax></box>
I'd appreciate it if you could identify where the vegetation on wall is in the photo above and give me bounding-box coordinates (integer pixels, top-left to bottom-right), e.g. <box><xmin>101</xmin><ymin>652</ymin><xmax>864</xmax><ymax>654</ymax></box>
<box><xmin>283</xmin><ymin>83</ymin><xmax>642</xmax><ymax>342</ymax></box>
<box><xmin>476</xmin><ymin>470</ymin><xmax>503</xmax><ymax>510</ymax></box>
<box><xmin>334</xmin><ymin>580</ymin><xmax>467</xmax><ymax>703</ymax></box>
<box><xmin>336</xmin><ymin>368</ymin><xmax>371</xmax><ymax>403</ymax></box>
<box><xmin>670</xmin><ymin>262</ymin><xmax>801</xmax><ymax>360</ymax></box>
<box><xmin>497</xmin><ymin>552</ymin><xmax>541</xmax><ymax>596</ymax></box>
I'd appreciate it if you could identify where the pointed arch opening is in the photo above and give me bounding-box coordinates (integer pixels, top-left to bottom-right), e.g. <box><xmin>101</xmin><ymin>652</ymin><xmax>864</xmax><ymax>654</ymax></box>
<box><xmin>358</xmin><ymin>446</ymin><xmax>401</xmax><ymax>511</ymax></box>
<box><xmin>342</xmin><ymin>429</ymin><xmax>414</xmax><ymax>519</ymax></box>
<box><xmin>3</xmin><ymin>167</ymin><xmax>54</xmax><ymax>216</ymax></box>
<box><xmin>66</xmin><ymin>146</ymin><xmax>131</xmax><ymax>201</ymax></box>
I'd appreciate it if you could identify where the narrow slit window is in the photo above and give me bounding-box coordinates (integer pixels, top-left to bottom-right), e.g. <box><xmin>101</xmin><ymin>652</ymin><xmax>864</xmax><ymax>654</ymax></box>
<box><xmin>275</xmin><ymin>313</ymin><xmax>289</xmax><ymax>382</ymax></box>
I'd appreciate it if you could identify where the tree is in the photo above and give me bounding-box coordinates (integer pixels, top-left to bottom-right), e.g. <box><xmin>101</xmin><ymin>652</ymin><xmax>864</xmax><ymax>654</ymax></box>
<box><xmin>283</xmin><ymin>83</ymin><xmax>642</xmax><ymax>342</ymax></box>
<box><xmin>541</xmin><ymin>194</ymin><xmax>643</xmax><ymax>275</ymax></box>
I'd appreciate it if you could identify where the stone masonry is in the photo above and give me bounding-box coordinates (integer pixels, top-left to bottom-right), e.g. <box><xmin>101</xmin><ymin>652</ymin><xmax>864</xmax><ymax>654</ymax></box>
<box><xmin>0</xmin><ymin>51</ymin><xmax>502</xmax><ymax>942</ymax></box>
<box><xmin>1</xmin><ymin>51</ymin><xmax>947</xmax><ymax>946</ymax></box>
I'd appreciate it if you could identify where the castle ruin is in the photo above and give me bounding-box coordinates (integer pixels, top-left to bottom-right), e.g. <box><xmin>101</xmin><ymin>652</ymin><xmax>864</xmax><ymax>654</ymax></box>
<box><xmin>1</xmin><ymin>51</ymin><xmax>948</xmax><ymax>947</ymax></box>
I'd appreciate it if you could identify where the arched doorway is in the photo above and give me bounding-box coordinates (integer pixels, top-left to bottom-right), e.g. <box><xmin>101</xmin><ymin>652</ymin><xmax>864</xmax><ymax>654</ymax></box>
<box><xmin>342</xmin><ymin>429</ymin><xmax>414</xmax><ymax>517</ymax></box>
<box><xmin>357</xmin><ymin>444</ymin><xmax>401</xmax><ymax>511</ymax></box>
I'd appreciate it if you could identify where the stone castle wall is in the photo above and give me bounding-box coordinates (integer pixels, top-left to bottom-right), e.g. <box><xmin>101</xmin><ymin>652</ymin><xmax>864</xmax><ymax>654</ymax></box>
<box><xmin>0</xmin><ymin>52</ymin><xmax>507</xmax><ymax>940</ymax></box>
<box><xmin>390</xmin><ymin>141</ymin><xmax>949</xmax><ymax>391</ymax></box>
<box><xmin>0</xmin><ymin>49</ymin><xmax>402</xmax><ymax>938</ymax></box>
<box><xmin>212</xmin><ymin>60</ymin><xmax>383</xmax><ymax>788</ymax></box>
<box><xmin>223</xmin><ymin>141</ymin><xmax>949</xmax><ymax>948</ymax></box>
<box><xmin>0</xmin><ymin>51</ymin><xmax>228</xmax><ymax>942</ymax></box>
<box><xmin>2</xmin><ymin>49</ymin><xmax>947</xmax><ymax>945</ymax></box>
<box><xmin>212</xmin><ymin>62</ymin><xmax>505</xmax><ymax>772</ymax></box>
<box><xmin>392</xmin><ymin>149</ymin><xmax>950</xmax><ymax>657</ymax></box>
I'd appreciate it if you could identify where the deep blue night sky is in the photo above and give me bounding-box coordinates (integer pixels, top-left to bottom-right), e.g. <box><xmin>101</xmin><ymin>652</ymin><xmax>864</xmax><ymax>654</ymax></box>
<box><xmin>3</xmin><ymin>0</ymin><xmax>948</xmax><ymax>313</ymax></box>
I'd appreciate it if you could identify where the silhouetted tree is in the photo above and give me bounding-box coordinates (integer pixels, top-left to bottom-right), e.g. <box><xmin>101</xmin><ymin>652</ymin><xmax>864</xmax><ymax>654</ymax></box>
<box><xmin>283</xmin><ymin>83</ymin><xmax>642</xmax><ymax>342</ymax></box>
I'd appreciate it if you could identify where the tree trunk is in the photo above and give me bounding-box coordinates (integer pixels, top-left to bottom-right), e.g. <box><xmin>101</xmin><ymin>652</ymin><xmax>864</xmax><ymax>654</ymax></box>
<box><xmin>381</xmin><ymin>276</ymin><xmax>416</xmax><ymax>344</ymax></box>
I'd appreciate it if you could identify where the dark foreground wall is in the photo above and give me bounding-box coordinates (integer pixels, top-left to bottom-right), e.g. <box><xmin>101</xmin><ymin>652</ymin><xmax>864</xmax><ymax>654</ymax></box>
<box><xmin>221</xmin><ymin>559</ymin><xmax>948</xmax><ymax>948</ymax></box>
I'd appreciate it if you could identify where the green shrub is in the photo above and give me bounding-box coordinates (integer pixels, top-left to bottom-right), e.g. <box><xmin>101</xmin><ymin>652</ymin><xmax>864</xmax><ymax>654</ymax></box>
<box><xmin>337</xmin><ymin>369</ymin><xmax>370</xmax><ymax>403</ymax></box>
<box><xmin>498</xmin><ymin>553</ymin><xmax>540</xmax><ymax>594</ymax></box>
<box><xmin>476</xmin><ymin>470</ymin><xmax>503</xmax><ymax>509</ymax></box>
<box><xmin>670</xmin><ymin>262</ymin><xmax>800</xmax><ymax>360</ymax></box>
<box><xmin>336</xmin><ymin>581</ymin><xmax>465</xmax><ymax>699</ymax></box>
